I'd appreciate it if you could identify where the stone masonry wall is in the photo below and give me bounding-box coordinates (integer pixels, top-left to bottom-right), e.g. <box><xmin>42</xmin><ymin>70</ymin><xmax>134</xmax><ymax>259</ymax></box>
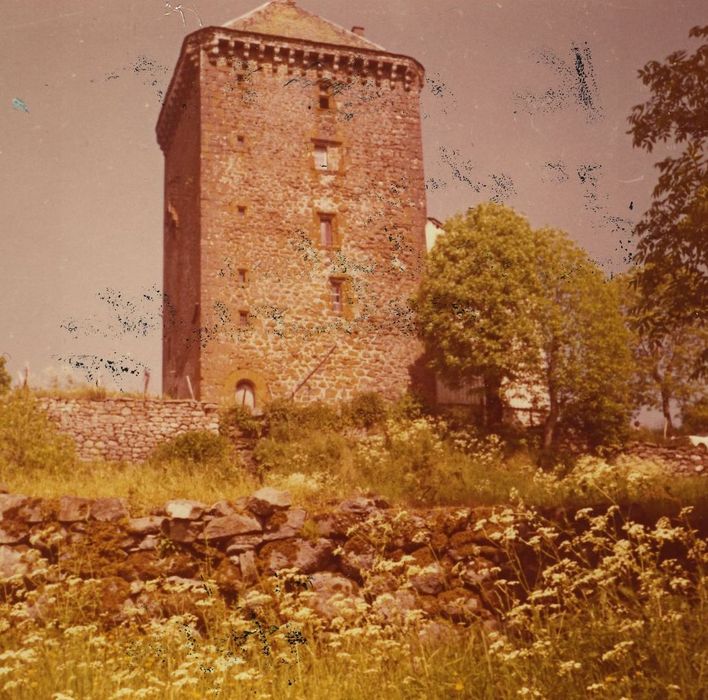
<box><xmin>159</xmin><ymin>24</ymin><xmax>428</xmax><ymax>406</ymax></box>
<box><xmin>0</xmin><ymin>488</ymin><xmax>509</xmax><ymax>631</ymax></box>
<box><xmin>39</xmin><ymin>398</ymin><xmax>219</xmax><ymax>462</ymax></box>
<box><xmin>624</xmin><ymin>442</ymin><xmax>707</xmax><ymax>476</ymax></box>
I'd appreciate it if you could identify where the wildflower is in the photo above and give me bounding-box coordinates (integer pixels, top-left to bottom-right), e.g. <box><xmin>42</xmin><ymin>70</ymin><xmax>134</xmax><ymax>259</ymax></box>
<box><xmin>558</xmin><ymin>660</ymin><xmax>582</xmax><ymax>676</ymax></box>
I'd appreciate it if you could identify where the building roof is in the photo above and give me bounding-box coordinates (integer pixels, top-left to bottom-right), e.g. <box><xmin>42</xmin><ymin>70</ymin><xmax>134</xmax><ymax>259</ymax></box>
<box><xmin>223</xmin><ymin>0</ymin><xmax>386</xmax><ymax>52</ymax></box>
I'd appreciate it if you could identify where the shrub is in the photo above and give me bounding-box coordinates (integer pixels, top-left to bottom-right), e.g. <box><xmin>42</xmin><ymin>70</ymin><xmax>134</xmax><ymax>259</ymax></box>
<box><xmin>219</xmin><ymin>404</ymin><xmax>263</xmax><ymax>440</ymax></box>
<box><xmin>263</xmin><ymin>399</ymin><xmax>342</xmax><ymax>441</ymax></box>
<box><xmin>386</xmin><ymin>392</ymin><xmax>424</xmax><ymax>421</ymax></box>
<box><xmin>0</xmin><ymin>390</ymin><xmax>75</xmax><ymax>474</ymax></box>
<box><xmin>342</xmin><ymin>391</ymin><xmax>387</xmax><ymax>429</ymax></box>
<box><xmin>254</xmin><ymin>431</ymin><xmax>348</xmax><ymax>475</ymax></box>
<box><xmin>151</xmin><ymin>431</ymin><xmax>234</xmax><ymax>466</ymax></box>
<box><xmin>0</xmin><ymin>356</ymin><xmax>11</xmax><ymax>395</ymax></box>
<box><xmin>681</xmin><ymin>397</ymin><xmax>708</xmax><ymax>434</ymax></box>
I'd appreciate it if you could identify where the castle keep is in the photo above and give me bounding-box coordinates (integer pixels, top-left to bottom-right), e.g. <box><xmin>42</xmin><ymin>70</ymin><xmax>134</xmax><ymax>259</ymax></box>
<box><xmin>157</xmin><ymin>0</ymin><xmax>427</xmax><ymax>407</ymax></box>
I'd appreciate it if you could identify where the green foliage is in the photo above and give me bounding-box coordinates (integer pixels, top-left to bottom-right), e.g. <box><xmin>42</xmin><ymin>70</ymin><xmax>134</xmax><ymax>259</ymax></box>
<box><xmin>263</xmin><ymin>399</ymin><xmax>343</xmax><ymax>441</ymax></box>
<box><xmin>254</xmin><ymin>431</ymin><xmax>348</xmax><ymax>476</ymax></box>
<box><xmin>628</xmin><ymin>25</ymin><xmax>708</xmax><ymax>343</ymax></box>
<box><xmin>0</xmin><ymin>357</ymin><xmax>11</xmax><ymax>396</ymax></box>
<box><xmin>415</xmin><ymin>204</ymin><xmax>541</xmax><ymax>428</ymax></box>
<box><xmin>533</xmin><ymin>233</ymin><xmax>635</xmax><ymax>450</ymax></box>
<box><xmin>342</xmin><ymin>391</ymin><xmax>387</xmax><ymax>429</ymax></box>
<box><xmin>151</xmin><ymin>431</ymin><xmax>234</xmax><ymax>466</ymax></box>
<box><xmin>620</xmin><ymin>269</ymin><xmax>707</xmax><ymax>433</ymax></box>
<box><xmin>682</xmin><ymin>397</ymin><xmax>708</xmax><ymax>434</ymax></box>
<box><xmin>219</xmin><ymin>404</ymin><xmax>263</xmax><ymax>440</ymax></box>
<box><xmin>416</xmin><ymin>205</ymin><xmax>634</xmax><ymax>448</ymax></box>
<box><xmin>0</xmin><ymin>390</ymin><xmax>75</xmax><ymax>473</ymax></box>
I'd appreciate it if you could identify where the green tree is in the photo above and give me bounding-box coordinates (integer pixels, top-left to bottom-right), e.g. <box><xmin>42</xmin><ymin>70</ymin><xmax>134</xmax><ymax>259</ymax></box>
<box><xmin>0</xmin><ymin>356</ymin><xmax>10</xmax><ymax>395</ymax></box>
<box><xmin>627</xmin><ymin>25</ymin><xmax>707</xmax><ymax>347</ymax></box>
<box><xmin>415</xmin><ymin>206</ymin><xmax>634</xmax><ymax>448</ymax></box>
<box><xmin>681</xmin><ymin>396</ymin><xmax>708</xmax><ymax>434</ymax></box>
<box><xmin>621</xmin><ymin>271</ymin><xmax>707</xmax><ymax>436</ymax></box>
<box><xmin>534</xmin><ymin>230</ymin><xmax>635</xmax><ymax>450</ymax></box>
<box><xmin>415</xmin><ymin>204</ymin><xmax>541</xmax><ymax>428</ymax></box>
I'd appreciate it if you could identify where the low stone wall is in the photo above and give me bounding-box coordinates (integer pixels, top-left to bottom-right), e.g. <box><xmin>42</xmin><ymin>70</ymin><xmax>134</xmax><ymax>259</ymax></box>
<box><xmin>0</xmin><ymin>489</ymin><xmax>510</xmax><ymax>631</ymax></box>
<box><xmin>623</xmin><ymin>442</ymin><xmax>707</xmax><ymax>476</ymax></box>
<box><xmin>39</xmin><ymin>397</ymin><xmax>219</xmax><ymax>462</ymax></box>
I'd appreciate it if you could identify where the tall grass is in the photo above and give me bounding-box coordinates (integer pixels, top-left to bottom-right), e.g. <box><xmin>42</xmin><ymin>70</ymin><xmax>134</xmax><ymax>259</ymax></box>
<box><xmin>0</xmin><ymin>507</ymin><xmax>703</xmax><ymax>699</ymax></box>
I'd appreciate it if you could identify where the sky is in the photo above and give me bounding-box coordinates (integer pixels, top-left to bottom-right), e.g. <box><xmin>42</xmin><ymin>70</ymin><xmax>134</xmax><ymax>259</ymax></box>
<box><xmin>0</xmin><ymin>0</ymin><xmax>705</xmax><ymax>395</ymax></box>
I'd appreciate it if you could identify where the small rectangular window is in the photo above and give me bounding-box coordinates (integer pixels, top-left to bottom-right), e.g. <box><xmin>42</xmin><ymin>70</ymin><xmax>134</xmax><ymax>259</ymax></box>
<box><xmin>319</xmin><ymin>215</ymin><xmax>333</xmax><ymax>247</ymax></box>
<box><xmin>238</xmin><ymin>311</ymin><xmax>249</xmax><ymax>328</ymax></box>
<box><xmin>237</xmin><ymin>269</ymin><xmax>247</xmax><ymax>284</ymax></box>
<box><xmin>237</xmin><ymin>205</ymin><xmax>246</xmax><ymax>215</ymax></box>
<box><xmin>329</xmin><ymin>279</ymin><xmax>343</xmax><ymax>314</ymax></box>
<box><xmin>319</xmin><ymin>84</ymin><xmax>331</xmax><ymax>110</ymax></box>
<box><xmin>314</xmin><ymin>145</ymin><xmax>328</xmax><ymax>170</ymax></box>
<box><xmin>237</xmin><ymin>134</ymin><xmax>245</xmax><ymax>143</ymax></box>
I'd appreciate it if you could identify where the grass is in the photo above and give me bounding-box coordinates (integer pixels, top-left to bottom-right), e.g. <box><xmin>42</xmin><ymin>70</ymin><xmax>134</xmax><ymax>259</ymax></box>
<box><xmin>0</xmin><ymin>507</ymin><xmax>704</xmax><ymax>699</ymax></box>
<box><xmin>0</xmin><ymin>390</ymin><xmax>706</xmax><ymax>518</ymax></box>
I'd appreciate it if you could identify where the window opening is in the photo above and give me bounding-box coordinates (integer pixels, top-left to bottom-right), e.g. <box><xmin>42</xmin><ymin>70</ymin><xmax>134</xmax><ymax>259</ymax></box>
<box><xmin>319</xmin><ymin>83</ymin><xmax>331</xmax><ymax>109</ymax></box>
<box><xmin>314</xmin><ymin>144</ymin><xmax>328</xmax><ymax>170</ymax></box>
<box><xmin>235</xmin><ymin>380</ymin><xmax>256</xmax><ymax>410</ymax></box>
<box><xmin>330</xmin><ymin>279</ymin><xmax>343</xmax><ymax>314</ymax></box>
<box><xmin>319</xmin><ymin>215</ymin><xmax>334</xmax><ymax>247</ymax></box>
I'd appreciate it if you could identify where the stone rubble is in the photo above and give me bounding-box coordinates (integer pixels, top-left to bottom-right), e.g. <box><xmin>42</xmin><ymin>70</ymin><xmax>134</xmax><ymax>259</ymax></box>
<box><xmin>0</xmin><ymin>489</ymin><xmax>520</xmax><ymax>629</ymax></box>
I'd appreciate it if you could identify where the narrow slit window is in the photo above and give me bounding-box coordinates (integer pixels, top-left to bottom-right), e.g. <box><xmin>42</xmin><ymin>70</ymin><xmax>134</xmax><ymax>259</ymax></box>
<box><xmin>237</xmin><ymin>269</ymin><xmax>247</xmax><ymax>284</ymax></box>
<box><xmin>239</xmin><ymin>311</ymin><xmax>249</xmax><ymax>327</ymax></box>
<box><xmin>319</xmin><ymin>215</ymin><xmax>333</xmax><ymax>247</ymax></box>
<box><xmin>314</xmin><ymin>144</ymin><xmax>328</xmax><ymax>170</ymax></box>
<box><xmin>319</xmin><ymin>84</ymin><xmax>331</xmax><ymax>109</ymax></box>
<box><xmin>330</xmin><ymin>279</ymin><xmax>343</xmax><ymax>314</ymax></box>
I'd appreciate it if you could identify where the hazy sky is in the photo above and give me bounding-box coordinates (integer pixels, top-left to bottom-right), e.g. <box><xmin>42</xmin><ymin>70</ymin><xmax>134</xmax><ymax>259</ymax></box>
<box><xmin>1</xmin><ymin>0</ymin><xmax>705</xmax><ymax>392</ymax></box>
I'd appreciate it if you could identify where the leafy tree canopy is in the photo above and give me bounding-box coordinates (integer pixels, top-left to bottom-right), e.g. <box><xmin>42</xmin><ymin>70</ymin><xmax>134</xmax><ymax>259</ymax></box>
<box><xmin>533</xmin><ymin>230</ymin><xmax>634</xmax><ymax>449</ymax></box>
<box><xmin>415</xmin><ymin>204</ymin><xmax>541</xmax><ymax>426</ymax></box>
<box><xmin>620</xmin><ymin>269</ymin><xmax>707</xmax><ymax>434</ymax></box>
<box><xmin>628</xmin><ymin>25</ymin><xmax>707</xmax><ymax>338</ymax></box>
<box><xmin>415</xmin><ymin>204</ymin><xmax>634</xmax><ymax>448</ymax></box>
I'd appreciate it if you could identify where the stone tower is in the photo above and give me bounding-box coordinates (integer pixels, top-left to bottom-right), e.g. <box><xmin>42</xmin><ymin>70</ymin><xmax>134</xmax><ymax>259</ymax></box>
<box><xmin>157</xmin><ymin>0</ymin><xmax>427</xmax><ymax>407</ymax></box>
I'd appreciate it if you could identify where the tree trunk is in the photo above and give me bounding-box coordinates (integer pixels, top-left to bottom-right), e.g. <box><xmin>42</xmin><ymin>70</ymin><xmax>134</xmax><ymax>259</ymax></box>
<box><xmin>661</xmin><ymin>385</ymin><xmax>674</xmax><ymax>438</ymax></box>
<box><xmin>543</xmin><ymin>388</ymin><xmax>560</xmax><ymax>450</ymax></box>
<box><xmin>484</xmin><ymin>374</ymin><xmax>504</xmax><ymax>429</ymax></box>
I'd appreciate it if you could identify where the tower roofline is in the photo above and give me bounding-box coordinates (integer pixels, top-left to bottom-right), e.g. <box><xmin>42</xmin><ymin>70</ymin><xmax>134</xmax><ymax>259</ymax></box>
<box><xmin>223</xmin><ymin>0</ymin><xmax>387</xmax><ymax>52</ymax></box>
<box><xmin>156</xmin><ymin>26</ymin><xmax>425</xmax><ymax>152</ymax></box>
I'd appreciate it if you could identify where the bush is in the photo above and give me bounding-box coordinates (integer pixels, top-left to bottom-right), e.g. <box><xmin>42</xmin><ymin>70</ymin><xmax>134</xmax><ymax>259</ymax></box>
<box><xmin>254</xmin><ymin>431</ymin><xmax>348</xmax><ymax>475</ymax></box>
<box><xmin>151</xmin><ymin>431</ymin><xmax>234</xmax><ymax>466</ymax></box>
<box><xmin>0</xmin><ymin>390</ymin><xmax>76</xmax><ymax>474</ymax></box>
<box><xmin>0</xmin><ymin>356</ymin><xmax>10</xmax><ymax>395</ymax></box>
<box><xmin>342</xmin><ymin>392</ymin><xmax>387</xmax><ymax>429</ymax></box>
<box><xmin>682</xmin><ymin>397</ymin><xmax>708</xmax><ymax>434</ymax></box>
<box><xmin>219</xmin><ymin>404</ymin><xmax>263</xmax><ymax>440</ymax></box>
<box><xmin>263</xmin><ymin>399</ymin><xmax>342</xmax><ymax>441</ymax></box>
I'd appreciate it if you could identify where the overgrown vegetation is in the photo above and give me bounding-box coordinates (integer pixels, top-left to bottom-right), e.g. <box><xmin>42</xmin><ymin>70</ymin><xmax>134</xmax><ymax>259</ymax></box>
<box><xmin>0</xmin><ymin>390</ymin><xmax>705</xmax><ymax>517</ymax></box>
<box><xmin>0</xmin><ymin>390</ymin><xmax>76</xmax><ymax>475</ymax></box>
<box><xmin>0</xmin><ymin>505</ymin><xmax>703</xmax><ymax>699</ymax></box>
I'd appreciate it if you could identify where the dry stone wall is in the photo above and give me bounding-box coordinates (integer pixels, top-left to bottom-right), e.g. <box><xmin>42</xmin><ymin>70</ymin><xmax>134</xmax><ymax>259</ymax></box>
<box><xmin>624</xmin><ymin>442</ymin><xmax>707</xmax><ymax>476</ymax></box>
<box><xmin>0</xmin><ymin>488</ymin><xmax>512</xmax><ymax>632</ymax></box>
<box><xmin>39</xmin><ymin>397</ymin><xmax>219</xmax><ymax>462</ymax></box>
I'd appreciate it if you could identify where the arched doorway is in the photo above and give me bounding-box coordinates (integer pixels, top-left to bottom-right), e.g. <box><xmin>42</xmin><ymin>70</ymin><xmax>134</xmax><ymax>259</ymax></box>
<box><xmin>235</xmin><ymin>379</ymin><xmax>256</xmax><ymax>411</ymax></box>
